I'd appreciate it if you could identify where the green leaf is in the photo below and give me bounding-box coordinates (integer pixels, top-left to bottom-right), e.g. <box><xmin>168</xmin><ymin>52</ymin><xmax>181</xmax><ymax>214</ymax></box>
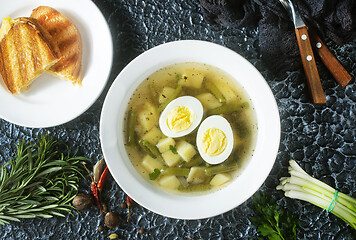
<box><xmin>250</xmin><ymin>192</ymin><xmax>299</xmax><ymax>240</ymax></box>
<box><xmin>49</xmin><ymin>211</ymin><xmax>66</xmax><ymax>217</ymax></box>
<box><xmin>36</xmin><ymin>167</ymin><xmax>63</xmax><ymax>178</ymax></box>
<box><xmin>268</xmin><ymin>233</ymin><xmax>284</xmax><ymax>240</ymax></box>
<box><xmin>257</xmin><ymin>223</ymin><xmax>278</xmax><ymax>236</ymax></box>
<box><xmin>169</xmin><ymin>145</ymin><xmax>178</xmax><ymax>154</ymax></box>
<box><xmin>274</xmin><ymin>211</ymin><xmax>280</xmax><ymax>227</ymax></box>
<box><xmin>0</xmin><ymin>134</ymin><xmax>90</xmax><ymax>225</ymax></box>
<box><xmin>35</xmin><ymin>214</ymin><xmax>53</xmax><ymax>218</ymax></box>
<box><xmin>0</xmin><ymin>214</ymin><xmax>21</xmax><ymax>222</ymax></box>
<box><xmin>9</xmin><ymin>214</ymin><xmax>36</xmax><ymax>219</ymax></box>
<box><xmin>149</xmin><ymin>168</ymin><xmax>161</xmax><ymax>180</ymax></box>
<box><xmin>40</xmin><ymin>204</ymin><xmax>59</xmax><ymax>210</ymax></box>
<box><xmin>0</xmin><ymin>219</ymin><xmax>10</xmax><ymax>225</ymax></box>
<box><xmin>175</xmin><ymin>73</ymin><xmax>182</xmax><ymax>81</ymax></box>
<box><xmin>43</xmin><ymin>196</ymin><xmax>59</xmax><ymax>202</ymax></box>
<box><xmin>42</xmin><ymin>160</ymin><xmax>70</xmax><ymax>167</ymax></box>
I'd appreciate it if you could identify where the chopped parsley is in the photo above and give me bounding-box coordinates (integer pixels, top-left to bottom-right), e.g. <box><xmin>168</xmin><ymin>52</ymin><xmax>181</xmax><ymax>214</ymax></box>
<box><xmin>250</xmin><ymin>192</ymin><xmax>299</xmax><ymax>240</ymax></box>
<box><xmin>175</xmin><ymin>73</ymin><xmax>182</xmax><ymax>80</ymax></box>
<box><xmin>149</xmin><ymin>168</ymin><xmax>161</xmax><ymax>180</ymax></box>
<box><xmin>169</xmin><ymin>145</ymin><xmax>178</xmax><ymax>154</ymax></box>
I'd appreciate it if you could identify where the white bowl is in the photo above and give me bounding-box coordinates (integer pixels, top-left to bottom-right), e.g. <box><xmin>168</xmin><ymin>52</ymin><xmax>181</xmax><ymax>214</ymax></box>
<box><xmin>100</xmin><ymin>40</ymin><xmax>280</xmax><ymax>220</ymax></box>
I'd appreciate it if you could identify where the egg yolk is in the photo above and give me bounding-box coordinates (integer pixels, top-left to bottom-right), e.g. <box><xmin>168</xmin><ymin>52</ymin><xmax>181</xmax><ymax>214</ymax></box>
<box><xmin>167</xmin><ymin>106</ymin><xmax>193</xmax><ymax>132</ymax></box>
<box><xmin>202</xmin><ymin>128</ymin><xmax>227</xmax><ymax>156</ymax></box>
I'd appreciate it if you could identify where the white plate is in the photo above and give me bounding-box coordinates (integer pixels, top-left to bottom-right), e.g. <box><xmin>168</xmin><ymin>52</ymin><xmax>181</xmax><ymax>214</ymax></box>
<box><xmin>0</xmin><ymin>0</ymin><xmax>113</xmax><ymax>128</ymax></box>
<box><xmin>100</xmin><ymin>40</ymin><xmax>280</xmax><ymax>219</ymax></box>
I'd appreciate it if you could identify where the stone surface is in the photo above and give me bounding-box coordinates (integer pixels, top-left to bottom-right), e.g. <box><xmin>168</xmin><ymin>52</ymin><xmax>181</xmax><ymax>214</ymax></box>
<box><xmin>0</xmin><ymin>0</ymin><xmax>355</xmax><ymax>239</ymax></box>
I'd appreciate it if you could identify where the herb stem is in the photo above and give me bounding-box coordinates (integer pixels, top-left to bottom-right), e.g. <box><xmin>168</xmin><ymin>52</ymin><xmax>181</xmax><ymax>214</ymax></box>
<box><xmin>0</xmin><ymin>134</ymin><xmax>90</xmax><ymax>225</ymax></box>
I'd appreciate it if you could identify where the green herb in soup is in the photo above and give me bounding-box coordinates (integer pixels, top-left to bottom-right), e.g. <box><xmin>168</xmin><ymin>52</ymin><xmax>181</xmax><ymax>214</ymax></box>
<box><xmin>124</xmin><ymin>62</ymin><xmax>257</xmax><ymax>194</ymax></box>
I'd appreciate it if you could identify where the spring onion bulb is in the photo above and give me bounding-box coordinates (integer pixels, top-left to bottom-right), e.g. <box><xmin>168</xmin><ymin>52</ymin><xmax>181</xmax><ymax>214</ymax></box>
<box><xmin>277</xmin><ymin>160</ymin><xmax>356</xmax><ymax>230</ymax></box>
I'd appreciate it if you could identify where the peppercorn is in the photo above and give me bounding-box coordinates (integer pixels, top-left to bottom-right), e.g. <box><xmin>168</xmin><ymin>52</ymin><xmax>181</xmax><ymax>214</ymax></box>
<box><xmin>72</xmin><ymin>193</ymin><xmax>93</xmax><ymax>210</ymax></box>
<box><xmin>105</xmin><ymin>212</ymin><xmax>119</xmax><ymax>229</ymax></box>
<box><xmin>98</xmin><ymin>225</ymin><xmax>105</xmax><ymax>232</ymax></box>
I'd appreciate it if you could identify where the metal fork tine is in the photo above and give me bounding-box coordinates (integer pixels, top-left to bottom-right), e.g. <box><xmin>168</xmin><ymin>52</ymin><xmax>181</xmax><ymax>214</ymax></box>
<box><xmin>279</xmin><ymin>0</ymin><xmax>292</xmax><ymax>18</ymax></box>
<box><xmin>278</xmin><ymin>0</ymin><xmax>305</xmax><ymax>28</ymax></box>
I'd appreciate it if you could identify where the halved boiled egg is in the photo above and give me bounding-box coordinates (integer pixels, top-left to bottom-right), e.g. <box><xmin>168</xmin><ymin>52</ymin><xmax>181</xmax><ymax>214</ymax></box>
<box><xmin>159</xmin><ymin>96</ymin><xmax>203</xmax><ymax>138</ymax></box>
<box><xmin>196</xmin><ymin>115</ymin><xmax>234</xmax><ymax>164</ymax></box>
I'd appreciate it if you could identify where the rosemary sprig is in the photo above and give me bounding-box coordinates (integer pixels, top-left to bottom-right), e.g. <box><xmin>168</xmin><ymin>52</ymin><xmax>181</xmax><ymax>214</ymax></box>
<box><xmin>0</xmin><ymin>134</ymin><xmax>90</xmax><ymax>225</ymax></box>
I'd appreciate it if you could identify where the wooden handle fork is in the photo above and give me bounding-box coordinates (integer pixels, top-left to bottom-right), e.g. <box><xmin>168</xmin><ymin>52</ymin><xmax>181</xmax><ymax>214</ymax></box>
<box><xmin>307</xmin><ymin>26</ymin><xmax>352</xmax><ymax>88</ymax></box>
<box><xmin>295</xmin><ymin>26</ymin><xmax>326</xmax><ymax>104</ymax></box>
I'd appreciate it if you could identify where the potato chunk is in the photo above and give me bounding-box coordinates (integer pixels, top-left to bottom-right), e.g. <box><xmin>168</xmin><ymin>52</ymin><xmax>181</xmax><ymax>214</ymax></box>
<box><xmin>141</xmin><ymin>155</ymin><xmax>163</xmax><ymax>173</ymax></box>
<box><xmin>159</xmin><ymin>175</ymin><xmax>181</xmax><ymax>189</ymax></box>
<box><xmin>215</xmin><ymin>83</ymin><xmax>237</xmax><ymax>103</ymax></box>
<box><xmin>176</xmin><ymin>141</ymin><xmax>196</xmax><ymax>162</ymax></box>
<box><xmin>142</xmin><ymin>126</ymin><xmax>162</xmax><ymax>145</ymax></box>
<box><xmin>161</xmin><ymin>150</ymin><xmax>181</xmax><ymax>167</ymax></box>
<box><xmin>178</xmin><ymin>71</ymin><xmax>204</xmax><ymax>89</ymax></box>
<box><xmin>196</xmin><ymin>93</ymin><xmax>222</xmax><ymax>110</ymax></box>
<box><xmin>137</xmin><ymin>102</ymin><xmax>158</xmax><ymax>133</ymax></box>
<box><xmin>158</xmin><ymin>87</ymin><xmax>175</xmax><ymax>104</ymax></box>
<box><xmin>210</xmin><ymin>173</ymin><xmax>232</xmax><ymax>186</ymax></box>
<box><xmin>156</xmin><ymin>137</ymin><xmax>176</xmax><ymax>153</ymax></box>
<box><xmin>187</xmin><ymin>167</ymin><xmax>206</xmax><ymax>184</ymax></box>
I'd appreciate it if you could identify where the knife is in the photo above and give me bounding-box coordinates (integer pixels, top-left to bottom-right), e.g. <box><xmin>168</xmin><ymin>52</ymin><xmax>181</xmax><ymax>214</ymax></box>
<box><xmin>279</xmin><ymin>0</ymin><xmax>326</xmax><ymax>104</ymax></box>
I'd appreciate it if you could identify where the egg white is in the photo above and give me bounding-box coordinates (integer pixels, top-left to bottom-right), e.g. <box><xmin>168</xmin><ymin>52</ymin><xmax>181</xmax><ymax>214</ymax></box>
<box><xmin>196</xmin><ymin>115</ymin><xmax>234</xmax><ymax>164</ymax></box>
<box><xmin>159</xmin><ymin>96</ymin><xmax>204</xmax><ymax>138</ymax></box>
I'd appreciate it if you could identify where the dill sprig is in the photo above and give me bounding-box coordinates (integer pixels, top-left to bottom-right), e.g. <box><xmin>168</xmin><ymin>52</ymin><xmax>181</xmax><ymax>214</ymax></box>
<box><xmin>0</xmin><ymin>134</ymin><xmax>90</xmax><ymax>225</ymax></box>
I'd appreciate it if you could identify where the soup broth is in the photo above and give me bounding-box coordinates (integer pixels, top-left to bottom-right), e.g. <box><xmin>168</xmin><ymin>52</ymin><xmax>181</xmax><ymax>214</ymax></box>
<box><xmin>124</xmin><ymin>62</ymin><xmax>257</xmax><ymax>194</ymax></box>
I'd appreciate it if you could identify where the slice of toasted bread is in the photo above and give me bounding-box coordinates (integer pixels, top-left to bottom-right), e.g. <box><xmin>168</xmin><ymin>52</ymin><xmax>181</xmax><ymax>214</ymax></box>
<box><xmin>0</xmin><ymin>17</ymin><xmax>13</xmax><ymax>42</ymax></box>
<box><xmin>31</xmin><ymin>6</ymin><xmax>82</xmax><ymax>85</ymax></box>
<box><xmin>0</xmin><ymin>17</ymin><xmax>61</xmax><ymax>94</ymax></box>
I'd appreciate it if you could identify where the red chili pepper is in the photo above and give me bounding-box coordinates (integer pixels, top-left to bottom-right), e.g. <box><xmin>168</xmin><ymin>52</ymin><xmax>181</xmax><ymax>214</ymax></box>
<box><xmin>97</xmin><ymin>166</ymin><xmax>109</xmax><ymax>192</ymax></box>
<box><xmin>82</xmin><ymin>163</ymin><xmax>103</xmax><ymax>212</ymax></box>
<box><xmin>91</xmin><ymin>182</ymin><xmax>103</xmax><ymax>212</ymax></box>
<box><xmin>126</xmin><ymin>196</ymin><xmax>133</xmax><ymax>222</ymax></box>
<box><xmin>127</xmin><ymin>196</ymin><xmax>133</xmax><ymax>206</ymax></box>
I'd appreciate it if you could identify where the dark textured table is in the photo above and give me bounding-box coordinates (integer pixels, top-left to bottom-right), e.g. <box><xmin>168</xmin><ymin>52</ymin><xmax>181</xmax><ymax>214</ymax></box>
<box><xmin>0</xmin><ymin>0</ymin><xmax>355</xmax><ymax>239</ymax></box>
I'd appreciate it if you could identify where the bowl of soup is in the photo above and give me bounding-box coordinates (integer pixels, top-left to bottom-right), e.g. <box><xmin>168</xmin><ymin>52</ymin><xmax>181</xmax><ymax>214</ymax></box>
<box><xmin>100</xmin><ymin>40</ymin><xmax>280</xmax><ymax>219</ymax></box>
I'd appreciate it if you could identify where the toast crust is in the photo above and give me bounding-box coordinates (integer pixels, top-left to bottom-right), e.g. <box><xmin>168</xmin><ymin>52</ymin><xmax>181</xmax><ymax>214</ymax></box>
<box><xmin>31</xmin><ymin>6</ymin><xmax>82</xmax><ymax>85</ymax></box>
<box><xmin>0</xmin><ymin>17</ymin><xmax>61</xmax><ymax>94</ymax></box>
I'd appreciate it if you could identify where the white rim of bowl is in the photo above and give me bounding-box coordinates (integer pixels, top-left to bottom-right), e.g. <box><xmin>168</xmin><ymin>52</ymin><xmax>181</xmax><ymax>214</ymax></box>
<box><xmin>100</xmin><ymin>40</ymin><xmax>280</xmax><ymax>220</ymax></box>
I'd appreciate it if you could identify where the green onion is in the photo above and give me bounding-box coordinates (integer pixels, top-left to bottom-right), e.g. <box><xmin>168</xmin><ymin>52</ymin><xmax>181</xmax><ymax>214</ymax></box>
<box><xmin>277</xmin><ymin>160</ymin><xmax>356</xmax><ymax>230</ymax></box>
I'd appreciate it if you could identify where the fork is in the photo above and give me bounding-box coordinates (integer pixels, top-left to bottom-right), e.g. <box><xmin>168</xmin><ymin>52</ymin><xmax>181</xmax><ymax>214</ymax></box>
<box><xmin>279</xmin><ymin>0</ymin><xmax>326</xmax><ymax>104</ymax></box>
